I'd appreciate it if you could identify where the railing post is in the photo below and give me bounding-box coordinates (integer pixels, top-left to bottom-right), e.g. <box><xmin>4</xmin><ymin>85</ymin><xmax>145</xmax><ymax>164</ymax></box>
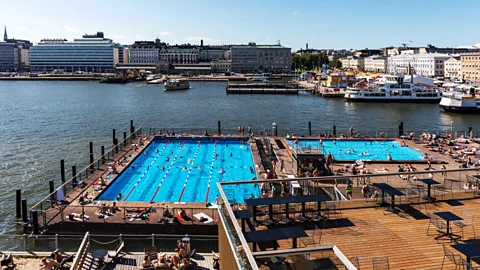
<box><xmin>16</xmin><ymin>189</ymin><xmax>22</xmax><ymax>218</ymax></box>
<box><xmin>23</xmin><ymin>234</ymin><xmax>28</xmax><ymax>251</ymax></box>
<box><xmin>55</xmin><ymin>234</ymin><xmax>59</xmax><ymax>250</ymax></box>
<box><xmin>119</xmin><ymin>234</ymin><xmax>123</xmax><ymax>243</ymax></box>
<box><xmin>112</xmin><ymin>129</ymin><xmax>116</xmax><ymax>145</ymax></box>
<box><xmin>101</xmin><ymin>146</ymin><xmax>105</xmax><ymax>164</ymax></box>
<box><xmin>130</xmin><ymin>120</ymin><xmax>134</xmax><ymax>134</ymax></box>
<box><xmin>152</xmin><ymin>233</ymin><xmax>155</xmax><ymax>247</ymax></box>
<box><xmin>333</xmin><ymin>126</ymin><xmax>336</xmax><ymax>137</ymax></box>
<box><xmin>115</xmin><ymin>138</ymin><xmax>119</xmax><ymax>152</ymax></box>
<box><xmin>123</xmin><ymin>132</ymin><xmax>127</xmax><ymax>147</ymax></box>
<box><xmin>308</xmin><ymin>121</ymin><xmax>312</xmax><ymax>136</ymax></box>
<box><xmin>218</xmin><ymin>121</ymin><xmax>221</xmax><ymax>135</ymax></box>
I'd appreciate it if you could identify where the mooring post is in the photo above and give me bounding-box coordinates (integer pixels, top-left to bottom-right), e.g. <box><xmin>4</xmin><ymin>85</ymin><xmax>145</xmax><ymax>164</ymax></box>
<box><xmin>21</xmin><ymin>199</ymin><xmax>28</xmax><ymax>223</ymax></box>
<box><xmin>123</xmin><ymin>132</ymin><xmax>127</xmax><ymax>146</ymax></box>
<box><xmin>101</xmin><ymin>146</ymin><xmax>105</xmax><ymax>164</ymax></box>
<box><xmin>130</xmin><ymin>120</ymin><xmax>134</xmax><ymax>134</ymax></box>
<box><xmin>114</xmin><ymin>138</ymin><xmax>119</xmax><ymax>152</ymax></box>
<box><xmin>113</xmin><ymin>129</ymin><xmax>116</xmax><ymax>146</ymax></box>
<box><xmin>89</xmin><ymin>142</ymin><xmax>94</xmax><ymax>171</ymax></box>
<box><xmin>31</xmin><ymin>210</ymin><xmax>39</xmax><ymax>235</ymax></box>
<box><xmin>333</xmin><ymin>126</ymin><xmax>337</xmax><ymax>137</ymax></box>
<box><xmin>399</xmin><ymin>122</ymin><xmax>404</xmax><ymax>137</ymax></box>
<box><xmin>60</xmin><ymin>159</ymin><xmax>65</xmax><ymax>193</ymax></box>
<box><xmin>72</xmin><ymin>166</ymin><xmax>77</xmax><ymax>187</ymax></box>
<box><xmin>16</xmin><ymin>190</ymin><xmax>22</xmax><ymax>218</ymax></box>
<box><xmin>49</xmin><ymin>180</ymin><xmax>55</xmax><ymax>206</ymax></box>
<box><xmin>218</xmin><ymin>121</ymin><xmax>221</xmax><ymax>135</ymax></box>
<box><xmin>308</xmin><ymin>121</ymin><xmax>312</xmax><ymax>136</ymax></box>
<box><xmin>272</xmin><ymin>122</ymin><xmax>278</xmax><ymax>136</ymax></box>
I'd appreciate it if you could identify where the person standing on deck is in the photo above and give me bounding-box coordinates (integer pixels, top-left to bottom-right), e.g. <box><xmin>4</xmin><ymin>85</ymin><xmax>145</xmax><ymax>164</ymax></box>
<box><xmin>349</xmin><ymin>127</ymin><xmax>354</xmax><ymax>137</ymax></box>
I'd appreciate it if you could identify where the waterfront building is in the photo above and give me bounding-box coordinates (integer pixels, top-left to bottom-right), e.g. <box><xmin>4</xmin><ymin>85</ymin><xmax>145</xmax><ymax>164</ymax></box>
<box><xmin>159</xmin><ymin>47</ymin><xmax>199</xmax><ymax>64</ymax></box>
<box><xmin>128</xmin><ymin>39</ymin><xmax>162</xmax><ymax>64</ymax></box>
<box><xmin>114</xmin><ymin>47</ymin><xmax>129</xmax><ymax>65</ymax></box>
<box><xmin>199</xmin><ymin>42</ymin><xmax>231</xmax><ymax>61</ymax></box>
<box><xmin>460</xmin><ymin>52</ymin><xmax>480</xmax><ymax>82</ymax></box>
<box><xmin>30</xmin><ymin>32</ymin><xmax>119</xmax><ymax>72</ymax></box>
<box><xmin>444</xmin><ymin>56</ymin><xmax>462</xmax><ymax>79</ymax></box>
<box><xmin>0</xmin><ymin>42</ymin><xmax>18</xmax><ymax>71</ymax></box>
<box><xmin>354</xmin><ymin>49</ymin><xmax>381</xmax><ymax>58</ymax></box>
<box><xmin>339</xmin><ymin>56</ymin><xmax>364</xmax><ymax>71</ymax></box>
<box><xmin>211</xmin><ymin>60</ymin><xmax>231</xmax><ymax>73</ymax></box>
<box><xmin>364</xmin><ymin>55</ymin><xmax>387</xmax><ymax>73</ymax></box>
<box><xmin>387</xmin><ymin>53</ymin><xmax>451</xmax><ymax>77</ymax></box>
<box><xmin>1</xmin><ymin>26</ymin><xmax>32</xmax><ymax>71</ymax></box>
<box><xmin>231</xmin><ymin>44</ymin><xmax>291</xmax><ymax>74</ymax></box>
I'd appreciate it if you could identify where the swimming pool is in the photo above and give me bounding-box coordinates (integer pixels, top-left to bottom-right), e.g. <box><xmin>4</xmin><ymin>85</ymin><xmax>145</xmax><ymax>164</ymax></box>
<box><xmin>98</xmin><ymin>138</ymin><xmax>259</xmax><ymax>203</ymax></box>
<box><xmin>288</xmin><ymin>139</ymin><xmax>424</xmax><ymax>161</ymax></box>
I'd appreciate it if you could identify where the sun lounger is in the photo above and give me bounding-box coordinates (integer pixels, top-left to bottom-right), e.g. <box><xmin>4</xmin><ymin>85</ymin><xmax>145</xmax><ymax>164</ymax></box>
<box><xmin>193</xmin><ymin>212</ymin><xmax>214</xmax><ymax>224</ymax></box>
<box><xmin>66</xmin><ymin>213</ymin><xmax>89</xmax><ymax>221</ymax></box>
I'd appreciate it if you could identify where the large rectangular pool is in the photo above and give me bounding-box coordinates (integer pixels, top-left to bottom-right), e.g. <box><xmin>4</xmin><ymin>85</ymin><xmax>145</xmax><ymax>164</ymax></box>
<box><xmin>288</xmin><ymin>139</ymin><xmax>424</xmax><ymax>161</ymax></box>
<box><xmin>98</xmin><ymin>138</ymin><xmax>259</xmax><ymax>203</ymax></box>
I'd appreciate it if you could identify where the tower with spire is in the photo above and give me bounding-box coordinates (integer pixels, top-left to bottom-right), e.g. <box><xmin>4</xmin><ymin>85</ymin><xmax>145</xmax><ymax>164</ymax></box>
<box><xmin>3</xmin><ymin>25</ymin><xmax>7</xmax><ymax>41</ymax></box>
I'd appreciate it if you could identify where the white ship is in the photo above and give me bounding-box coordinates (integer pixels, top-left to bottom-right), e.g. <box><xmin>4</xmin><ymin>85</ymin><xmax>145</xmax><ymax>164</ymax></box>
<box><xmin>439</xmin><ymin>89</ymin><xmax>480</xmax><ymax>113</ymax></box>
<box><xmin>146</xmin><ymin>74</ymin><xmax>165</xmax><ymax>84</ymax></box>
<box><xmin>344</xmin><ymin>75</ymin><xmax>441</xmax><ymax>103</ymax></box>
<box><xmin>164</xmin><ymin>79</ymin><xmax>190</xmax><ymax>91</ymax></box>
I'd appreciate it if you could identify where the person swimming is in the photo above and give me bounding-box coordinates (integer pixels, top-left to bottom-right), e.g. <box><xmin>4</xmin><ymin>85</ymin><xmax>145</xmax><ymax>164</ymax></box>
<box><xmin>166</xmin><ymin>157</ymin><xmax>170</xmax><ymax>161</ymax></box>
<box><xmin>187</xmin><ymin>158</ymin><xmax>192</xmax><ymax>163</ymax></box>
<box><xmin>156</xmin><ymin>149</ymin><xmax>159</xmax><ymax>153</ymax></box>
<box><xmin>219</xmin><ymin>168</ymin><xmax>225</xmax><ymax>174</ymax></box>
<box><xmin>359</xmin><ymin>151</ymin><xmax>369</xmax><ymax>156</ymax></box>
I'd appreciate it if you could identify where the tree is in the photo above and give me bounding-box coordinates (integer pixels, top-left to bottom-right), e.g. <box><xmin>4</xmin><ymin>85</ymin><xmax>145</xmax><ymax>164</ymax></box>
<box><xmin>291</xmin><ymin>52</ymin><xmax>330</xmax><ymax>71</ymax></box>
<box><xmin>330</xmin><ymin>59</ymin><xmax>342</xmax><ymax>69</ymax></box>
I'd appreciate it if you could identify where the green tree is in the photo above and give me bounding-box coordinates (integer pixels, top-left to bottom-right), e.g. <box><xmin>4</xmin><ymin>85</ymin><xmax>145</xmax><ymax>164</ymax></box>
<box><xmin>330</xmin><ymin>59</ymin><xmax>342</xmax><ymax>69</ymax></box>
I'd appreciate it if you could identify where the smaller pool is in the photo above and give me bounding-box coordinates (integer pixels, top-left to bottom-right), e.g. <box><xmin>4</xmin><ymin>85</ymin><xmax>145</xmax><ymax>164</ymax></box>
<box><xmin>288</xmin><ymin>139</ymin><xmax>424</xmax><ymax>161</ymax></box>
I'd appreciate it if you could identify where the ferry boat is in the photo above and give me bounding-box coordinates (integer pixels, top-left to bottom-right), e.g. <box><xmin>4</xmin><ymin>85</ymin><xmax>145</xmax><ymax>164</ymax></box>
<box><xmin>344</xmin><ymin>75</ymin><xmax>441</xmax><ymax>103</ymax></box>
<box><xmin>164</xmin><ymin>79</ymin><xmax>190</xmax><ymax>91</ymax></box>
<box><xmin>146</xmin><ymin>74</ymin><xmax>165</xmax><ymax>84</ymax></box>
<box><xmin>439</xmin><ymin>89</ymin><xmax>480</xmax><ymax>113</ymax></box>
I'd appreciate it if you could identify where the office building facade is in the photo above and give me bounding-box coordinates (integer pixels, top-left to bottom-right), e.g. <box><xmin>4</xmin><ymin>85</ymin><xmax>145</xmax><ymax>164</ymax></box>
<box><xmin>364</xmin><ymin>55</ymin><xmax>387</xmax><ymax>73</ymax></box>
<box><xmin>387</xmin><ymin>53</ymin><xmax>451</xmax><ymax>77</ymax></box>
<box><xmin>231</xmin><ymin>45</ymin><xmax>291</xmax><ymax>74</ymax></box>
<box><xmin>444</xmin><ymin>57</ymin><xmax>462</xmax><ymax>79</ymax></box>
<box><xmin>159</xmin><ymin>47</ymin><xmax>199</xmax><ymax>64</ymax></box>
<box><xmin>129</xmin><ymin>39</ymin><xmax>162</xmax><ymax>64</ymax></box>
<box><xmin>460</xmin><ymin>52</ymin><xmax>480</xmax><ymax>82</ymax></box>
<box><xmin>0</xmin><ymin>43</ymin><xmax>18</xmax><ymax>71</ymax></box>
<box><xmin>30</xmin><ymin>33</ymin><xmax>118</xmax><ymax>72</ymax></box>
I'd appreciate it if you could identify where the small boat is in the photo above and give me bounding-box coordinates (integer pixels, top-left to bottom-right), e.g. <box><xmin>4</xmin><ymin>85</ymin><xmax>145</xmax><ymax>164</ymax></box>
<box><xmin>164</xmin><ymin>79</ymin><xmax>190</xmax><ymax>91</ymax></box>
<box><xmin>146</xmin><ymin>74</ymin><xmax>165</xmax><ymax>84</ymax></box>
<box><xmin>99</xmin><ymin>77</ymin><xmax>132</xmax><ymax>83</ymax></box>
<box><xmin>439</xmin><ymin>89</ymin><xmax>480</xmax><ymax>113</ymax></box>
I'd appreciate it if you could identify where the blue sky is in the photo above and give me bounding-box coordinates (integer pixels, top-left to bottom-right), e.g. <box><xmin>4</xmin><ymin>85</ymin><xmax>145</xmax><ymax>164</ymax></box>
<box><xmin>1</xmin><ymin>0</ymin><xmax>479</xmax><ymax>50</ymax></box>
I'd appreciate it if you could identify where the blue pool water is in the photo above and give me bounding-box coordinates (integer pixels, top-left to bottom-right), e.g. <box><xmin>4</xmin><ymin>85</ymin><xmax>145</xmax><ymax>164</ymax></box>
<box><xmin>288</xmin><ymin>139</ymin><xmax>424</xmax><ymax>161</ymax></box>
<box><xmin>98</xmin><ymin>138</ymin><xmax>259</xmax><ymax>203</ymax></box>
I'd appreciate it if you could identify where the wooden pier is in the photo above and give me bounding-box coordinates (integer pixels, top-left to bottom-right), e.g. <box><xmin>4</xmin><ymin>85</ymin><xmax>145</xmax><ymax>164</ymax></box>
<box><xmin>226</xmin><ymin>81</ymin><xmax>301</xmax><ymax>94</ymax></box>
<box><xmin>309</xmin><ymin>87</ymin><xmax>347</xmax><ymax>98</ymax></box>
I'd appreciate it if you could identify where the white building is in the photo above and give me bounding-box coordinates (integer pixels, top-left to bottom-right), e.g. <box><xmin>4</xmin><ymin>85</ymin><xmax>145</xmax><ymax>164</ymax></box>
<box><xmin>231</xmin><ymin>44</ymin><xmax>291</xmax><ymax>74</ymax></box>
<box><xmin>129</xmin><ymin>39</ymin><xmax>161</xmax><ymax>64</ymax></box>
<box><xmin>339</xmin><ymin>56</ymin><xmax>364</xmax><ymax>71</ymax></box>
<box><xmin>363</xmin><ymin>55</ymin><xmax>387</xmax><ymax>73</ymax></box>
<box><xmin>211</xmin><ymin>60</ymin><xmax>231</xmax><ymax>73</ymax></box>
<box><xmin>444</xmin><ymin>57</ymin><xmax>462</xmax><ymax>79</ymax></box>
<box><xmin>387</xmin><ymin>53</ymin><xmax>451</xmax><ymax>77</ymax></box>
<box><xmin>159</xmin><ymin>47</ymin><xmax>199</xmax><ymax>64</ymax></box>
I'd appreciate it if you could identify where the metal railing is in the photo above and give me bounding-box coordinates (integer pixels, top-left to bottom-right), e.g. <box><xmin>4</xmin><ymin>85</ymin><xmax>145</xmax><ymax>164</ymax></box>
<box><xmin>0</xmin><ymin>232</ymin><xmax>218</xmax><ymax>254</ymax></box>
<box><xmin>29</xmin><ymin>128</ymin><xmax>143</xmax><ymax>212</ymax></box>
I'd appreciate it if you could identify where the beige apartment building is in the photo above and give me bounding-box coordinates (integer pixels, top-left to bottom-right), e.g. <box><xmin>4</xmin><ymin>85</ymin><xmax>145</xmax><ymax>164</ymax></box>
<box><xmin>444</xmin><ymin>57</ymin><xmax>461</xmax><ymax>79</ymax></box>
<box><xmin>461</xmin><ymin>52</ymin><xmax>480</xmax><ymax>82</ymax></box>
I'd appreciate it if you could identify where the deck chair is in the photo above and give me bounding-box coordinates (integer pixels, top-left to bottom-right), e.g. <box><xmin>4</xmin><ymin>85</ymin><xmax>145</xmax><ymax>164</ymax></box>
<box><xmin>144</xmin><ymin>246</ymin><xmax>158</xmax><ymax>263</ymax></box>
<box><xmin>372</xmin><ymin>256</ymin><xmax>390</xmax><ymax>270</ymax></box>
<box><xmin>454</xmin><ymin>210</ymin><xmax>476</xmax><ymax>240</ymax></box>
<box><xmin>105</xmin><ymin>241</ymin><xmax>124</xmax><ymax>263</ymax></box>
<box><xmin>426</xmin><ymin>213</ymin><xmax>447</xmax><ymax>238</ymax></box>
<box><xmin>440</xmin><ymin>245</ymin><xmax>463</xmax><ymax>270</ymax></box>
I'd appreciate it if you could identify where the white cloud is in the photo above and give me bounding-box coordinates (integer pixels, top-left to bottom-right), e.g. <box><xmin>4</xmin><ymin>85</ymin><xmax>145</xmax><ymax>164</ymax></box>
<box><xmin>159</xmin><ymin>32</ymin><xmax>171</xmax><ymax>36</ymax></box>
<box><xmin>456</xmin><ymin>43</ymin><xmax>480</xmax><ymax>49</ymax></box>
<box><xmin>63</xmin><ymin>26</ymin><xmax>77</xmax><ymax>32</ymax></box>
<box><xmin>184</xmin><ymin>36</ymin><xmax>222</xmax><ymax>43</ymax></box>
<box><xmin>293</xmin><ymin>11</ymin><xmax>299</xmax><ymax>16</ymax></box>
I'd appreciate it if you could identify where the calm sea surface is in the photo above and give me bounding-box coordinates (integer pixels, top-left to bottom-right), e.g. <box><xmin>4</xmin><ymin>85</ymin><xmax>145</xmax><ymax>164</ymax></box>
<box><xmin>0</xmin><ymin>80</ymin><xmax>479</xmax><ymax>247</ymax></box>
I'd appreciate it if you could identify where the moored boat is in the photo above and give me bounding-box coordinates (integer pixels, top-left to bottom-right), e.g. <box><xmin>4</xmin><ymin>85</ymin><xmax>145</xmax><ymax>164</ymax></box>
<box><xmin>164</xmin><ymin>79</ymin><xmax>190</xmax><ymax>91</ymax></box>
<box><xmin>439</xmin><ymin>89</ymin><xmax>480</xmax><ymax>113</ymax></box>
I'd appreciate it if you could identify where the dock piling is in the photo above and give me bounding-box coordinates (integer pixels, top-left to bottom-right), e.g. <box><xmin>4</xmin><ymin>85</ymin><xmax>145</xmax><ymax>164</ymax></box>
<box><xmin>16</xmin><ymin>190</ymin><xmax>21</xmax><ymax>218</ymax></box>
<box><xmin>49</xmin><ymin>180</ymin><xmax>55</xmax><ymax>206</ymax></box>
<box><xmin>399</xmin><ymin>122</ymin><xmax>404</xmax><ymax>137</ymax></box>
<box><xmin>272</xmin><ymin>122</ymin><xmax>278</xmax><ymax>136</ymax></box>
<box><xmin>60</xmin><ymin>160</ymin><xmax>65</xmax><ymax>193</ymax></box>
<box><xmin>123</xmin><ymin>132</ymin><xmax>127</xmax><ymax>146</ymax></box>
<box><xmin>218</xmin><ymin>121</ymin><xmax>221</xmax><ymax>135</ymax></box>
<box><xmin>130</xmin><ymin>120</ymin><xmax>134</xmax><ymax>134</ymax></box>
<box><xmin>101</xmin><ymin>146</ymin><xmax>105</xmax><ymax>164</ymax></box>
<box><xmin>21</xmin><ymin>199</ymin><xmax>28</xmax><ymax>223</ymax></box>
<box><xmin>333</xmin><ymin>126</ymin><xmax>337</xmax><ymax>137</ymax></box>
<box><xmin>72</xmin><ymin>166</ymin><xmax>77</xmax><ymax>187</ymax></box>
<box><xmin>112</xmin><ymin>129</ymin><xmax>116</xmax><ymax>145</ymax></box>
<box><xmin>308</xmin><ymin>121</ymin><xmax>312</xmax><ymax>136</ymax></box>
<box><xmin>89</xmin><ymin>142</ymin><xmax>94</xmax><ymax>170</ymax></box>
<box><xmin>114</xmin><ymin>138</ymin><xmax>119</xmax><ymax>152</ymax></box>
<box><xmin>31</xmin><ymin>210</ymin><xmax>39</xmax><ymax>235</ymax></box>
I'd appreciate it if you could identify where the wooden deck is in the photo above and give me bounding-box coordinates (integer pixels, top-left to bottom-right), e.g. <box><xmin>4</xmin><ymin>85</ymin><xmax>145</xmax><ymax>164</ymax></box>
<box><xmin>244</xmin><ymin>198</ymin><xmax>480</xmax><ymax>270</ymax></box>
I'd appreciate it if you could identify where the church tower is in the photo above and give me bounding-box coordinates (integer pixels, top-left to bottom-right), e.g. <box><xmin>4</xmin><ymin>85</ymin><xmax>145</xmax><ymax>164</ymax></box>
<box><xmin>3</xmin><ymin>25</ymin><xmax>7</xmax><ymax>41</ymax></box>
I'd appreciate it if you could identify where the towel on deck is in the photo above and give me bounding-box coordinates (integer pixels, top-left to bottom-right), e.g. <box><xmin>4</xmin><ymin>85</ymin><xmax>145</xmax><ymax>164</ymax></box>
<box><xmin>375</xmin><ymin>169</ymin><xmax>389</xmax><ymax>173</ymax></box>
<box><xmin>193</xmin><ymin>212</ymin><xmax>213</xmax><ymax>224</ymax></box>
